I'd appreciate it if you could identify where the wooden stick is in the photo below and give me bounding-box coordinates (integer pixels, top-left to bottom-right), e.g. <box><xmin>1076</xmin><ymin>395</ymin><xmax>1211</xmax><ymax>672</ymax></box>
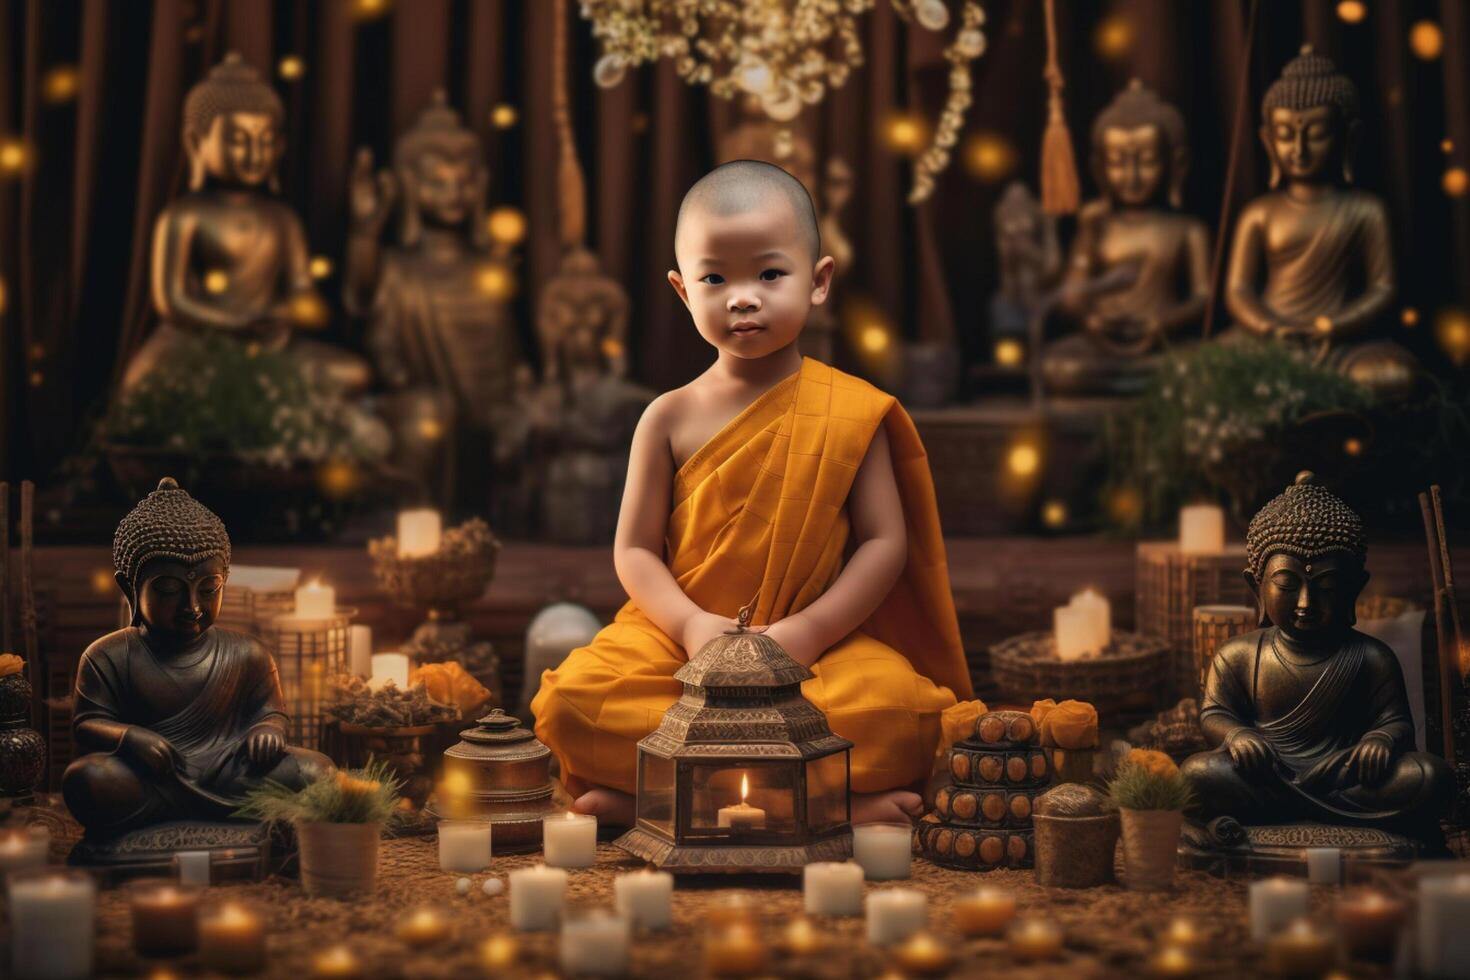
<box><xmin>1433</xmin><ymin>486</ymin><xmax>1465</xmax><ymax>682</ymax></box>
<box><xmin>1421</xmin><ymin>488</ymin><xmax>1457</xmax><ymax>764</ymax></box>
<box><xmin>20</xmin><ymin>481</ymin><xmax>37</xmax><ymax>724</ymax></box>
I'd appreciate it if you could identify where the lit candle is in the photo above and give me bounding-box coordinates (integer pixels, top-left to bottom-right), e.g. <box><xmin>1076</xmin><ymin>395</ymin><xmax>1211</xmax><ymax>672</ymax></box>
<box><xmin>396</xmin><ymin>906</ymin><xmax>450</xmax><ymax>948</ymax></box>
<box><xmin>1417</xmin><ymin>874</ymin><xmax>1470</xmax><ymax>977</ymax></box>
<box><xmin>853</xmin><ymin>823</ymin><xmax>912</xmax><ymax>881</ymax></box>
<box><xmin>1148</xmin><ymin>944</ymin><xmax>1196</xmax><ymax>978</ymax></box>
<box><xmin>864</xmin><ymin>888</ymin><xmax>927</xmax><ymax>946</ymax></box>
<box><xmin>705</xmin><ymin>922</ymin><xmax>767</xmax><ymax>978</ymax></box>
<box><xmin>1055</xmin><ymin>589</ymin><xmax>1110</xmax><ymax>661</ymax></box>
<box><xmin>1249</xmin><ymin>878</ymin><xmax>1310</xmax><ymax>941</ymax></box>
<box><xmin>174</xmin><ymin>850</ymin><xmax>210</xmax><ymax>886</ymax></box>
<box><xmin>397</xmin><ymin>508</ymin><xmax>443</xmax><ymax>558</ymax></box>
<box><xmin>310</xmin><ymin>945</ymin><xmax>361</xmax><ymax>979</ymax></box>
<box><xmin>1179</xmin><ymin>504</ymin><xmax>1226</xmax><ymax>554</ymax></box>
<box><xmin>7</xmin><ymin>870</ymin><xmax>95</xmax><ymax>980</ymax></box>
<box><xmin>542</xmin><ymin>811</ymin><xmax>597</xmax><ymax>868</ymax></box>
<box><xmin>717</xmin><ymin>774</ymin><xmax>767</xmax><ymax>830</ymax></box>
<box><xmin>953</xmin><ymin>886</ymin><xmax>1017</xmax><ymax>937</ymax></box>
<box><xmin>777</xmin><ymin>917</ymin><xmax>827</xmax><ymax>956</ymax></box>
<box><xmin>479</xmin><ymin>933</ymin><xmax>518</xmax><ymax>971</ymax></box>
<box><xmin>614</xmin><ymin>868</ymin><xmax>674</xmax><ymax>930</ymax></box>
<box><xmin>1160</xmin><ymin>916</ymin><xmax>1206</xmax><ymax>950</ymax></box>
<box><xmin>893</xmin><ymin>931</ymin><xmax>953</xmax><ymax>976</ymax></box>
<box><xmin>705</xmin><ymin>893</ymin><xmax>756</xmax><ymax>929</ymax></box>
<box><xmin>293</xmin><ymin>580</ymin><xmax>335</xmax><ymax>621</ymax></box>
<box><xmin>559</xmin><ymin>909</ymin><xmax>631</xmax><ymax>977</ymax></box>
<box><xmin>1335</xmin><ymin>889</ymin><xmax>1404</xmax><ymax>962</ymax></box>
<box><xmin>199</xmin><ymin>903</ymin><xmax>266</xmax><ymax>976</ymax></box>
<box><xmin>1305</xmin><ymin>847</ymin><xmax>1340</xmax><ymax>885</ymax></box>
<box><xmin>1008</xmin><ymin>917</ymin><xmax>1064</xmax><ymax>963</ymax></box>
<box><xmin>0</xmin><ymin>825</ymin><xmax>50</xmax><ymax>873</ymax></box>
<box><xmin>1265</xmin><ymin>918</ymin><xmax>1335</xmax><ymax>976</ymax></box>
<box><xmin>802</xmin><ymin>861</ymin><xmax>864</xmax><ymax>916</ymax></box>
<box><xmin>130</xmin><ymin>880</ymin><xmax>202</xmax><ymax>957</ymax></box>
<box><xmin>348</xmin><ymin>624</ymin><xmax>372</xmax><ymax>678</ymax></box>
<box><xmin>369</xmin><ymin>652</ymin><xmax>410</xmax><ymax>691</ymax></box>
<box><xmin>508</xmin><ymin>864</ymin><xmax>568</xmax><ymax>931</ymax></box>
<box><xmin>437</xmin><ymin>819</ymin><xmax>493</xmax><ymax>874</ymax></box>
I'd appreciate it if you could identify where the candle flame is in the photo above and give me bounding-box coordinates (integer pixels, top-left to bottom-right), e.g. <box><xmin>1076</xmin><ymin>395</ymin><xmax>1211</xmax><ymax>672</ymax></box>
<box><xmin>741</xmin><ymin>773</ymin><xmax>749</xmax><ymax>802</ymax></box>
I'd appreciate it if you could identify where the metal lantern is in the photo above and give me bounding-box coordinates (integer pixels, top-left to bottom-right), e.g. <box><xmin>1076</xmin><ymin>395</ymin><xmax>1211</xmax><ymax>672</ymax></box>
<box><xmin>614</xmin><ymin>616</ymin><xmax>853</xmax><ymax>873</ymax></box>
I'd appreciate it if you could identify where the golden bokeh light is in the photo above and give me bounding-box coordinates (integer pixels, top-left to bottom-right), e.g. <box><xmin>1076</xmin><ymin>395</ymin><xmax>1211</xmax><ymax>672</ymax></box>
<box><xmin>1401</xmin><ymin>307</ymin><xmax>1420</xmax><ymax>327</ymax></box>
<box><xmin>491</xmin><ymin>104</ymin><xmax>519</xmax><ymax>129</ymax></box>
<box><xmin>278</xmin><ymin>56</ymin><xmax>306</xmax><ymax>81</ymax></box>
<box><xmin>309</xmin><ymin>256</ymin><xmax>334</xmax><ymax>280</ymax></box>
<box><xmin>1410</xmin><ymin>20</ymin><xmax>1444</xmax><ymax>60</ymax></box>
<box><xmin>90</xmin><ymin>568</ymin><xmax>115</xmax><ymax>596</ymax></box>
<box><xmin>860</xmin><ymin>325</ymin><xmax>891</xmax><ymax>353</ymax></box>
<box><xmin>601</xmin><ymin>337</ymin><xmax>625</xmax><ymax>361</ymax></box>
<box><xmin>962</xmin><ymin>132</ymin><xmax>1018</xmax><ymax>183</ymax></box>
<box><xmin>1093</xmin><ymin>14</ymin><xmax>1135</xmax><ymax>60</ymax></box>
<box><xmin>1314</xmin><ymin>315</ymin><xmax>1334</xmax><ymax>334</ymax></box>
<box><xmin>1343</xmin><ymin>437</ymin><xmax>1363</xmax><ymax>457</ymax></box>
<box><xmin>1435</xmin><ymin>307</ymin><xmax>1470</xmax><ymax>366</ymax></box>
<box><xmin>317</xmin><ymin>459</ymin><xmax>360</xmax><ymax>499</ymax></box>
<box><xmin>350</xmin><ymin>0</ymin><xmax>392</xmax><ymax>20</ymax></box>
<box><xmin>42</xmin><ymin>65</ymin><xmax>80</xmax><ymax>104</ymax></box>
<box><xmin>1443</xmin><ymin>167</ymin><xmax>1469</xmax><ymax>197</ymax></box>
<box><xmin>289</xmin><ymin>292</ymin><xmax>329</xmax><ymax>328</ymax></box>
<box><xmin>476</xmin><ymin>263</ymin><xmax>518</xmax><ymax>300</ymax></box>
<box><xmin>481</xmin><ymin>934</ymin><xmax>519</xmax><ymax>971</ymax></box>
<box><xmin>486</xmin><ymin>206</ymin><xmax>528</xmax><ymax>245</ymax></box>
<box><xmin>418</xmin><ymin>417</ymin><xmax>445</xmax><ymax>441</ymax></box>
<box><xmin>1041</xmin><ymin>499</ymin><xmax>1068</xmax><ymax>528</ymax></box>
<box><xmin>1443</xmin><ymin>139</ymin><xmax>1455</xmax><ymax>155</ymax></box>
<box><xmin>1335</xmin><ymin>1</ymin><xmax>1367</xmax><ymax>24</ymax></box>
<box><xmin>204</xmin><ymin>269</ymin><xmax>230</xmax><ymax>295</ymax></box>
<box><xmin>1107</xmin><ymin>486</ymin><xmax>1143</xmax><ymax>525</ymax></box>
<box><xmin>28</xmin><ymin>371</ymin><xmax>43</xmax><ymax>388</ymax></box>
<box><xmin>994</xmin><ymin>338</ymin><xmax>1024</xmax><ymax>367</ymax></box>
<box><xmin>0</xmin><ymin>138</ymin><xmax>30</xmax><ymax>176</ymax></box>
<box><xmin>882</xmin><ymin>113</ymin><xmax>930</xmax><ymax>157</ymax></box>
<box><xmin>1007</xmin><ymin>442</ymin><xmax>1040</xmax><ymax>478</ymax></box>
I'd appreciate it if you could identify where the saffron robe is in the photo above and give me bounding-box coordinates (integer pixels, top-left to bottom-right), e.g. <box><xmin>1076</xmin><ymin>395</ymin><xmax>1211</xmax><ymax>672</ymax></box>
<box><xmin>533</xmin><ymin>357</ymin><xmax>978</xmax><ymax>796</ymax></box>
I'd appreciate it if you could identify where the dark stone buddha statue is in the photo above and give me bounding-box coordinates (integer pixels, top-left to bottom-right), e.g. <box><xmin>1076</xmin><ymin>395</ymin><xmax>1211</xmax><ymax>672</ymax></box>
<box><xmin>1180</xmin><ymin>472</ymin><xmax>1452</xmax><ymax>848</ymax></box>
<box><xmin>62</xmin><ymin>478</ymin><xmax>331</xmax><ymax>838</ymax></box>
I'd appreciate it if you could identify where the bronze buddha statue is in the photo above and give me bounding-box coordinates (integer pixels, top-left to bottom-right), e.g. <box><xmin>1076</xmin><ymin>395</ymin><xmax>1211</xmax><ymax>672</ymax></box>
<box><xmin>1044</xmin><ymin>80</ymin><xmax>1211</xmax><ymax>397</ymax></box>
<box><xmin>989</xmin><ymin>181</ymin><xmax>1061</xmax><ymax>347</ymax></box>
<box><xmin>121</xmin><ymin>54</ymin><xmax>370</xmax><ymax>396</ymax></box>
<box><xmin>1180</xmin><ymin>472</ymin><xmax>1451</xmax><ymax>848</ymax></box>
<box><xmin>1221</xmin><ymin>46</ymin><xmax>1417</xmax><ymax>401</ymax></box>
<box><xmin>62</xmin><ymin>478</ymin><xmax>331</xmax><ymax>837</ymax></box>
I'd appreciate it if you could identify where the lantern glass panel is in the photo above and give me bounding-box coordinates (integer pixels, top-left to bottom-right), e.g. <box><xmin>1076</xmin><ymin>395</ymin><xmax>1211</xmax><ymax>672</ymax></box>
<box><xmin>686</xmin><ymin>763</ymin><xmax>796</xmax><ymax>835</ymax></box>
<box><xmin>804</xmin><ymin>752</ymin><xmax>849</xmax><ymax>833</ymax></box>
<box><xmin>637</xmin><ymin>754</ymin><xmax>676</xmax><ymax>836</ymax></box>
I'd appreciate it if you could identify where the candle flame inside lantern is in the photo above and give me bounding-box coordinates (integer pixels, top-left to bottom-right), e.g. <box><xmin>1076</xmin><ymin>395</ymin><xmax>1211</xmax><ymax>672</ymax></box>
<box><xmin>741</xmin><ymin>773</ymin><xmax>749</xmax><ymax>803</ymax></box>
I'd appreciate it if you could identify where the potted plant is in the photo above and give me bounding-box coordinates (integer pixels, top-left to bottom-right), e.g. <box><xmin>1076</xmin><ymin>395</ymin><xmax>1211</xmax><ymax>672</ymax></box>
<box><xmin>238</xmin><ymin>760</ymin><xmax>402</xmax><ymax>898</ymax></box>
<box><xmin>1107</xmin><ymin>748</ymin><xmax>1193</xmax><ymax>892</ymax></box>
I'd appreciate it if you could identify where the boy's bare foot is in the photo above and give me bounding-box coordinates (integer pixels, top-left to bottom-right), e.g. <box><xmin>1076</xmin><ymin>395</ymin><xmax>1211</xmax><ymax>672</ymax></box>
<box><xmin>572</xmin><ymin>787</ymin><xmax>636</xmax><ymax>827</ymax></box>
<box><xmin>851</xmin><ymin>790</ymin><xmax>925</xmax><ymax>825</ymax></box>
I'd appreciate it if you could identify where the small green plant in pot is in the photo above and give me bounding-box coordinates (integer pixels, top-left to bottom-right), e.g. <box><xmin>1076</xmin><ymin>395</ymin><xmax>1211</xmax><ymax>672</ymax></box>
<box><xmin>238</xmin><ymin>760</ymin><xmax>402</xmax><ymax>898</ymax></box>
<box><xmin>1108</xmin><ymin>749</ymin><xmax>1194</xmax><ymax>892</ymax></box>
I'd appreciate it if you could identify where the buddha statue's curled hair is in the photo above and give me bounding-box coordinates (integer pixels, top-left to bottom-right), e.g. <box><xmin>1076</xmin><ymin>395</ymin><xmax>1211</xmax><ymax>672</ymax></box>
<box><xmin>1262</xmin><ymin>44</ymin><xmax>1359</xmax><ymax>122</ymax></box>
<box><xmin>113</xmin><ymin>477</ymin><xmax>232</xmax><ymax>601</ymax></box>
<box><xmin>182</xmin><ymin>52</ymin><xmax>283</xmax><ymax>144</ymax></box>
<box><xmin>1245</xmin><ymin>471</ymin><xmax>1367</xmax><ymax>581</ymax></box>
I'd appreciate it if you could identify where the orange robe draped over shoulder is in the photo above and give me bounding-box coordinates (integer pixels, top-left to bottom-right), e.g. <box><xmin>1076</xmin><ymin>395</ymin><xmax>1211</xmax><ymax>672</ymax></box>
<box><xmin>532</xmin><ymin>357</ymin><xmax>976</xmax><ymax>796</ymax></box>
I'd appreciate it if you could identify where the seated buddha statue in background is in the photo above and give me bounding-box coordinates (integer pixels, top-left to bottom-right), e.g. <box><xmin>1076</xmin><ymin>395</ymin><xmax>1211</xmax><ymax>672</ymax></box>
<box><xmin>1221</xmin><ymin>46</ymin><xmax>1418</xmax><ymax>401</ymax></box>
<box><xmin>1181</xmin><ymin>472</ymin><xmax>1452</xmax><ymax>849</ymax></box>
<box><xmin>121</xmin><ymin>54</ymin><xmax>370</xmax><ymax>395</ymax></box>
<box><xmin>1043</xmin><ymin>80</ymin><xmax>1211</xmax><ymax>397</ymax></box>
<box><xmin>63</xmin><ymin>479</ymin><xmax>332</xmax><ymax>837</ymax></box>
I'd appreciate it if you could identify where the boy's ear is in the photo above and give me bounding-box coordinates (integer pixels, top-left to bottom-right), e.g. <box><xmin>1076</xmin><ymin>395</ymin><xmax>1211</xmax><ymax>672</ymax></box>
<box><xmin>667</xmin><ymin>269</ymin><xmax>691</xmax><ymax>310</ymax></box>
<box><xmin>809</xmin><ymin>255</ymin><xmax>837</xmax><ymax>306</ymax></box>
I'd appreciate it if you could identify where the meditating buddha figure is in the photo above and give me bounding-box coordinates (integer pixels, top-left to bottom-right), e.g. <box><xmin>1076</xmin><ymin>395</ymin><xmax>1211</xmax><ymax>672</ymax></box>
<box><xmin>62</xmin><ymin>478</ymin><xmax>331</xmax><ymax>836</ymax></box>
<box><xmin>121</xmin><ymin>54</ymin><xmax>370</xmax><ymax>395</ymax></box>
<box><xmin>1222</xmin><ymin>46</ymin><xmax>1417</xmax><ymax>401</ymax></box>
<box><xmin>1181</xmin><ymin>472</ymin><xmax>1451</xmax><ymax>847</ymax></box>
<box><xmin>1044</xmin><ymin>80</ymin><xmax>1211</xmax><ymax>396</ymax></box>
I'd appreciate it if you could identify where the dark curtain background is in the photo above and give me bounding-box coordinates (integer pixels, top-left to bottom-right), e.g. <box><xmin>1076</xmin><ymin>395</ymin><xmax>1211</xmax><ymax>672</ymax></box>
<box><xmin>1</xmin><ymin>0</ymin><xmax>1467</xmax><ymax>483</ymax></box>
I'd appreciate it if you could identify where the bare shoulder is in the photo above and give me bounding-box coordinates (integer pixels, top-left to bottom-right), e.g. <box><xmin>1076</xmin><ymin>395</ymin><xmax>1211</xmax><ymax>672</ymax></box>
<box><xmin>637</xmin><ymin>388</ymin><xmax>686</xmax><ymax>436</ymax></box>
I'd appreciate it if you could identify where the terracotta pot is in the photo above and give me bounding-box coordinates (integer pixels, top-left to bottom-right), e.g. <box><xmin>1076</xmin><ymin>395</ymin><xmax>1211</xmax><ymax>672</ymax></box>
<box><xmin>1119</xmin><ymin>808</ymin><xmax>1183</xmax><ymax>892</ymax></box>
<box><xmin>296</xmin><ymin>821</ymin><xmax>381</xmax><ymax>898</ymax></box>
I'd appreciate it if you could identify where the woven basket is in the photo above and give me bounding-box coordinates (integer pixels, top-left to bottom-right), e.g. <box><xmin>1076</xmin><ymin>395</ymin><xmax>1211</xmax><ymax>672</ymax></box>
<box><xmin>989</xmin><ymin>630</ymin><xmax>1171</xmax><ymax>720</ymax></box>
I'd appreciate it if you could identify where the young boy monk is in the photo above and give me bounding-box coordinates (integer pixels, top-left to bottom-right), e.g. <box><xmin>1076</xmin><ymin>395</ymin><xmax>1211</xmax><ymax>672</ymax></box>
<box><xmin>533</xmin><ymin>160</ymin><xmax>979</xmax><ymax>826</ymax></box>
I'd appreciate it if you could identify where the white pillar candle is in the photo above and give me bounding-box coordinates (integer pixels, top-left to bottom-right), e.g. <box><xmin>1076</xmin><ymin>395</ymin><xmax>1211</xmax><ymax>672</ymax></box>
<box><xmin>803</xmin><ymin>861</ymin><xmax>864</xmax><ymax>916</ymax></box>
<box><xmin>614</xmin><ymin>869</ymin><xmax>673</xmax><ymax>930</ymax></box>
<box><xmin>716</xmin><ymin>773</ymin><xmax>767</xmax><ymax>830</ymax></box>
<box><xmin>8</xmin><ymin>870</ymin><xmax>96</xmax><ymax>980</ymax></box>
<box><xmin>1053</xmin><ymin>603</ymin><xmax>1091</xmax><ymax>662</ymax></box>
<box><xmin>865</xmin><ymin>888</ymin><xmax>927</xmax><ymax>946</ymax></box>
<box><xmin>370</xmin><ymin>653</ymin><xmax>410</xmax><ymax>691</ymax></box>
<box><xmin>294</xmin><ymin>580</ymin><xmax>335</xmax><ymax>621</ymax></box>
<box><xmin>1179</xmin><ymin>504</ymin><xmax>1226</xmax><ymax>555</ymax></box>
<box><xmin>348</xmin><ymin>625</ymin><xmax>373</xmax><ymax>679</ymax></box>
<box><xmin>1418</xmin><ymin>874</ymin><xmax>1470</xmax><ymax>978</ymax></box>
<box><xmin>559</xmin><ymin>910</ymin><xmax>631</xmax><ymax>977</ymax></box>
<box><xmin>508</xmin><ymin>865</ymin><xmax>568</xmax><ymax>931</ymax></box>
<box><xmin>174</xmin><ymin>850</ymin><xmax>211</xmax><ymax>886</ymax></box>
<box><xmin>1305</xmin><ymin>847</ymin><xmax>1340</xmax><ymax>885</ymax></box>
<box><xmin>542</xmin><ymin>812</ymin><xmax>597</xmax><ymax>869</ymax></box>
<box><xmin>437</xmin><ymin>820</ymin><xmax>492</xmax><ymax>874</ymax></box>
<box><xmin>853</xmin><ymin>823</ymin><xmax>913</xmax><ymax>880</ymax></box>
<box><xmin>0</xmin><ymin>826</ymin><xmax>49</xmax><ymax>874</ymax></box>
<box><xmin>1071</xmin><ymin>588</ymin><xmax>1111</xmax><ymax>652</ymax></box>
<box><xmin>397</xmin><ymin>509</ymin><xmax>443</xmax><ymax>558</ymax></box>
<box><xmin>1249</xmin><ymin>877</ymin><xmax>1310</xmax><ymax>941</ymax></box>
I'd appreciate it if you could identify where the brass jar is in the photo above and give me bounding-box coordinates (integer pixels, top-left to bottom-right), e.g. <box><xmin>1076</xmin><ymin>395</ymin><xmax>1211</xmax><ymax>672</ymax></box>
<box><xmin>428</xmin><ymin>710</ymin><xmax>561</xmax><ymax>852</ymax></box>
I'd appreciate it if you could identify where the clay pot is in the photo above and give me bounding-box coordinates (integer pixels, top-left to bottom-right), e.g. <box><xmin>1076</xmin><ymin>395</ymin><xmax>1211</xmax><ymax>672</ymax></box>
<box><xmin>296</xmin><ymin>821</ymin><xmax>381</xmax><ymax>898</ymax></box>
<box><xmin>1033</xmin><ymin>810</ymin><xmax>1120</xmax><ymax>888</ymax></box>
<box><xmin>1119</xmin><ymin>808</ymin><xmax>1183</xmax><ymax>892</ymax></box>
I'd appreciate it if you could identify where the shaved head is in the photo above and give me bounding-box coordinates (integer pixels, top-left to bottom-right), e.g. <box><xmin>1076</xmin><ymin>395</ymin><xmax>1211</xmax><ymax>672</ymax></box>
<box><xmin>676</xmin><ymin>159</ymin><xmax>821</xmax><ymax>262</ymax></box>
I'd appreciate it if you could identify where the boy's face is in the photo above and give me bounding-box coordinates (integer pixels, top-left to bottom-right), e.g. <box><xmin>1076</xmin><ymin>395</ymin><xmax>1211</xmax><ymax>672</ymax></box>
<box><xmin>668</xmin><ymin>194</ymin><xmax>834</xmax><ymax>361</ymax></box>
